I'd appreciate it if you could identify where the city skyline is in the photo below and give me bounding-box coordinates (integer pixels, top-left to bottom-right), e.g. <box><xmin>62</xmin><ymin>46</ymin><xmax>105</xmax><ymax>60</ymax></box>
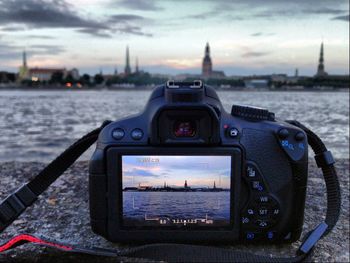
<box><xmin>0</xmin><ymin>0</ymin><xmax>349</xmax><ymax>76</ymax></box>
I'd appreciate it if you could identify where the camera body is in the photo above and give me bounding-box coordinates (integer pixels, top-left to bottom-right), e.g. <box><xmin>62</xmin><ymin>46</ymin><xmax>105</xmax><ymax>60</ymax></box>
<box><xmin>89</xmin><ymin>81</ymin><xmax>308</xmax><ymax>244</ymax></box>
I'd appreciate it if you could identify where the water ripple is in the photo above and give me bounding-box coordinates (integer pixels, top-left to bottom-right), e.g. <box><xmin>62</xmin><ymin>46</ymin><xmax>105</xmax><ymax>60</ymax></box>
<box><xmin>0</xmin><ymin>90</ymin><xmax>348</xmax><ymax>162</ymax></box>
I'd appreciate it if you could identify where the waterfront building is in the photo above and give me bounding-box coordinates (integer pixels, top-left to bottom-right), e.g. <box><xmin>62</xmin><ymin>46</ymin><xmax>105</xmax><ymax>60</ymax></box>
<box><xmin>29</xmin><ymin>68</ymin><xmax>79</xmax><ymax>82</ymax></box>
<box><xmin>29</xmin><ymin>68</ymin><xmax>66</xmax><ymax>81</ymax></box>
<box><xmin>174</xmin><ymin>73</ymin><xmax>201</xmax><ymax>80</ymax></box>
<box><xmin>17</xmin><ymin>50</ymin><xmax>79</xmax><ymax>82</ymax></box>
<box><xmin>0</xmin><ymin>71</ymin><xmax>16</xmax><ymax>83</ymax></box>
<box><xmin>201</xmin><ymin>43</ymin><xmax>225</xmax><ymax>79</ymax></box>
<box><xmin>124</xmin><ymin>46</ymin><xmax>131</xmax><ymax>75</ymax></box>
<box><xmin>315</xmin><ymin>42</ymin><xmax>328</xmax><ymax>77</ymax></box>
<box><xmin>244</xmin><ymin>79</ymin><xmax>269</xmax><ymax>89</ymax></box>
<box><xmin>68</xmin><ymin>68</ymin><xmax>80</xmax><ymax>80</ymax></box>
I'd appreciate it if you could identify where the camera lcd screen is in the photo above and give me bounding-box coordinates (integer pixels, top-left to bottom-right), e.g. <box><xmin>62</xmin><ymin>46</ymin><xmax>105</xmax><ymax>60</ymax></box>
<box><xmin>121</xmin><ymin>155</ymin><xmax>231</xmax><ymax>228</ymax></box>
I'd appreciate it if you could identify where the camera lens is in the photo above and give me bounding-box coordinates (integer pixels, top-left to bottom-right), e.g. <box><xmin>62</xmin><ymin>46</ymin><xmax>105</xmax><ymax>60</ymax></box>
<box><xmin>173</xmin><ymin>121</ymin><xmax>196</xmax><ymax>137</ymax></box>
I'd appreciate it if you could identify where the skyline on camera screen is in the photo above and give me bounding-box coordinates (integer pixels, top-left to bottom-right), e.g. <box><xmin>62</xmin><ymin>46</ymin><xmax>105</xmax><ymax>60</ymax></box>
<box><xmin>122</xmin><ymin>155</ymin><xmax>231</xmax><ymax>189</ymax></box>
<box><xmin>122</xmin><ymin>155</ymin><xmax>232</xmax><ymax>228</ymax></box>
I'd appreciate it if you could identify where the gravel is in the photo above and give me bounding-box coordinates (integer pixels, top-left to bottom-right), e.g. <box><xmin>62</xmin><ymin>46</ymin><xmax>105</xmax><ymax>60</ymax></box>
<box><xmin>0</xmin><ymin>159</ymin><xmax>349</xmax><ymax>262</ymax></box>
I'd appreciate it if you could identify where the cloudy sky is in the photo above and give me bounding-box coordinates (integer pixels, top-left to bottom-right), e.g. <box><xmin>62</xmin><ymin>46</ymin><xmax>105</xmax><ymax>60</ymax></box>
<box><xmin>122</xmin><ymin>155</ymin><xmax>231</xmax><ymax>188</ymax></box>
<box><xmin>0</xmin><ymin>0</ymin><xmax>348</xmax><ymax>76</ymax></box>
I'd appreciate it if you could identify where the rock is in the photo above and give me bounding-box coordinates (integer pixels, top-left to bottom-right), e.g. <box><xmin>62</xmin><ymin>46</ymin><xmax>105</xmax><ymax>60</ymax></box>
<box><xmin>0</xmin><ymin>160</ymin><xmax>349</xmax><ymax>262</ymax></box>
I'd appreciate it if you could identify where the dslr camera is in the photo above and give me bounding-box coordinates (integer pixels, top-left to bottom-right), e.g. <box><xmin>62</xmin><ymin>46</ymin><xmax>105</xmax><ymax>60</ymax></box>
<box><xmin>89</xmin><ymin>80</ymin><xmax>308</xmax><ymax>243</ymax></box>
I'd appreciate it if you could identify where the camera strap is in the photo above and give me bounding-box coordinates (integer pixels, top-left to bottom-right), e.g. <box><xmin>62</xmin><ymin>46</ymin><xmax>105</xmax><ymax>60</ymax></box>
<box><xmin>0</xmin><ymin>120</ymin><xmax>341</xmax><ymax>262</ymax></box>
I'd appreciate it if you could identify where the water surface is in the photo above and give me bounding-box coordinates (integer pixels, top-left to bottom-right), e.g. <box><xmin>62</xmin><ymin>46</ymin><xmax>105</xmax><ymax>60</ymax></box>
<box><xmin>123</xmin><ymin>191</ymin><xmax>231</xmax><ymax>227</ymax></box>
<box><xmin>0</xmin><ymin>90</ymin><xmax>348</xmax><ymax>161</ymax></box>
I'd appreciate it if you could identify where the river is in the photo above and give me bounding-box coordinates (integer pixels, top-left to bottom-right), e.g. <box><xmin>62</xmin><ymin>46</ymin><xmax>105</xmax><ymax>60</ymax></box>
<box><xmin>0</xmin><ymin>90</ymin><xmax>348</xmax><ymax>161</ymax></box>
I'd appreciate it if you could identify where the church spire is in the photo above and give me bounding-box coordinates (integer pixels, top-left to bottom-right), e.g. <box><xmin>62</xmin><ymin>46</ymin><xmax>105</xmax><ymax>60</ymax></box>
<box><xmin>316</xmin><ymin>42</ymin><xmax>327</xmax><ymax>77</ymax></box>
<box><xmin>205</xmin><ymin>42</ymin><xmax>210</xmax><ymax>56</ymax></box>
<box><xmin>19</xmin><ymin>49</ymin><xmax>29</xmax><ymax>81</ymax></box>
<box><xmin>319</xmin><ymin>42</ymin><xmax>324</xmax><ymax>64</ymax></box>
<box><xmin>124</xmin><ymin>45</ymin><xmax>131</xmax><ymax>75</ymax></box>
<box><xmin>202</xmin><ymin>42</ymin><xmax>212</xmax><ymax>77</ymax></box>
<box><xmin>23</xmin><ymin>50</ymin><xmax>27</xmax><ymax>67</ymax></box>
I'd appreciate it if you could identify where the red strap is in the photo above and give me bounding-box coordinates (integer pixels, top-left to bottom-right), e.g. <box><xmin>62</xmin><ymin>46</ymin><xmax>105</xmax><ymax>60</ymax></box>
<box><xmin>0</xmin><ymin>234</ymin><xmax>73</xmax><ymax>253</ymax></box>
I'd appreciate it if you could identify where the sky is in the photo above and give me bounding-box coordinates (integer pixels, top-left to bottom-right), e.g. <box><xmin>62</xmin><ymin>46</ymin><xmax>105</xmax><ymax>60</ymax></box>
<box><xmin>0</xmin><ymin>0</ymin><xmax>349</xmax><ymax>76</ymax></box>
<box><xmin>122</xmin><ymin>155</ymin><xmax>231</xmax><ymax>188</ymax></box>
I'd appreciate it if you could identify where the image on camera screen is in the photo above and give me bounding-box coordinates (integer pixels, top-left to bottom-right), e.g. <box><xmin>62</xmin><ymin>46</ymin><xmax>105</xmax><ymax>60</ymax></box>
<box><xmin>122</xmin><ymin>155</ymin><xmax>231</xmax><ymax>228</ymax></box>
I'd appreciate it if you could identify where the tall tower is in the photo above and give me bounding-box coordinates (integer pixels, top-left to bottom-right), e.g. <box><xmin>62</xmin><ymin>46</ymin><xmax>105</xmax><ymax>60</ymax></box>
<box><xmin>184</xmin><ymin>180</ymin><xmax>188</xmax><ymax>188</ymax></box>
<box><xmin>124</xmin><ymin>45</ymin><xmax>131</xmax><ymax>75</ymax></box>
<box><xmin>18</xmin><ymin>50</ymin><xmax>29</xmax><ymax>81</ymax></box>
<box><xmin>316</xmin><ymin>42</ymin><xmax>328</xmax><ymax>77</ymax></box>
<box><xmin>23</xmin><ymin>50</ymin><xmax>27</xmax><ymax>68</ymax></box>
<box><xmin>202</xmin><ymin>42</ymin><xmax>212</xmax><ymax>77</ymax></box>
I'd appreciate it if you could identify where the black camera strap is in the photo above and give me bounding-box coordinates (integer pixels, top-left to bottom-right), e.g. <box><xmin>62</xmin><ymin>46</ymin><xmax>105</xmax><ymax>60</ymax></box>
<box><xmin>0</xmin><ymin>120</ymin><xmax>341</xmax><ymax>262</ymax></box>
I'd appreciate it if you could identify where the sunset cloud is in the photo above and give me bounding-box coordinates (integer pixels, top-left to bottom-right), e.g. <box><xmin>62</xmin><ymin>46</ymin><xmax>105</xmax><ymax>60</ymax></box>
<box><xmin>0</xmin><ymin>0</ymin><xmax>348</xmax><ymax>75</ymax></box>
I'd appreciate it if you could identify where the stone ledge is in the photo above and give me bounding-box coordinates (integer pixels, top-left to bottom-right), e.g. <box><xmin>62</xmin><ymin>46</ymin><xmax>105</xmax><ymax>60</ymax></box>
<box><xmin>0</xmin><ymin>160</ymin><xmax>349</xmax><ymax>262</ymax></box>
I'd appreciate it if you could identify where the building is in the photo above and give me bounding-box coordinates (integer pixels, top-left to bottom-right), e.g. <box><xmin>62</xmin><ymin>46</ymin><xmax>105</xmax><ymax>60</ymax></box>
<box><xmin>18</xmin><ymin>50</ymin><xmax>79</xmax><ymax>82</ymax></box>
<box><xmin>244</xmin><ymin>79</ymin><xmax>269</xmax><ymax>89</ymax></box>
<box><xmin>174</xmin><ymin>73</ymin><xmax>201</xmax><ymax>80</ymax></box>
<box><xmin>68</xmin><ymin>68</ymin><xmax>80</xmax><ymax>80</ymax></box>
<box><xmin>201</xmin><ymin>43</ymin><xmax>225</xmax><ymax>79</ymax></box>
<box><xmin>28</xmin><ymin>68</ymin><xmax>79</xmax><ymax>82</ymax></box>
<box><xmin>270</xmin><ymin>74</ymin><xmax>288</xmax><ymax>82</ymax></box>
<box><xmin>0</xmin><ymin>71</ymin><xmax>16</xmax><ymax>83</ymax></box>
<box><xmin>124</xmin><ymin>45</ymin><xmax>131</xmax><ymax>75</ymax></box>
<box><xmin>315</xmin><ymin>42</ymin><xmax>328</xmax><ymax>77</ymax></box>
<box><xmin>29</xmin><ymin>68</ymin><xmax>66</xmax><ymax>81</ymax></box>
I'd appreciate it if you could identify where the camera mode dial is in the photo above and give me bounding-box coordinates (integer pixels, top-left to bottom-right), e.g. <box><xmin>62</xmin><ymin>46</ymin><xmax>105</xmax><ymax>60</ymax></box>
<box><xmin>231</xmin><ymin>105</ymin><xmax>275</xmax><ymax>121</ymax></box>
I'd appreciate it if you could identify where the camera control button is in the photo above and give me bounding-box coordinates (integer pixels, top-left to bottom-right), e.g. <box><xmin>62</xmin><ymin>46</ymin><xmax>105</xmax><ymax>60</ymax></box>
<box><xmin>255</xmin><ymin>219</ymin><xmax>271</xmax><ymax>229</ymax></box>
<box><xmin>271</xmin><ymin>206</ymin><xmax>281</xmax><ymax>218</ymax></box>
<box><xmin>251</xmin><ymin>180</ymin><xmax>265</xmax><ymax>191</ymax></box>
<box><xmin>295</xmin><ymin>132</ymin><xmax>305</xmax><ymax>141</ymax></box>
<box><xmin>227</xmin><ymin>127</ymin><xmax>239</xmax><ymax>138</ymax></box>
<box><xmin>131</xmin><ymin>129</ymin><xmax>144</xmax><ymax>140</ymax></box>
<box><xmin>255</xmin><ymin>195</ymin><xmax>271</xmax><ymax>204</ymax></box>
<box><xmin>247</xmin><ymin>165</ymin><xmax>258</xmax><ymax>178</ymax></box>
<box><xmin>278</xmin><ymin>128</ymin><xmax>289</xmax><ymax>139</ymax></box>
<box><xmin>258</xmin><ymin>207</ymin><xmax>269</xmax><ymax>216</ymax></box>
<box><xmin>245</xmin><ymin>232</ymin><xmax>258</xmax><ymax>241</ymax></box>
<box><xmin>266</xmin><ymin>231</ymin><xmax>276</xmax><ymax>240</ymax></box>
<box><xmin>241</xmin><ymin>216</ymin><xmax>251</xmax><ymax>225</ymax></box>
<box><xmin>244</xmin><ymin>207</ymin><xmax>256</xmax><ymax>216</ymax></box>
<box><xmin>112</xmin><ymin>128</ymin><xmax>125</xmax><ymax>140</ymax></box>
